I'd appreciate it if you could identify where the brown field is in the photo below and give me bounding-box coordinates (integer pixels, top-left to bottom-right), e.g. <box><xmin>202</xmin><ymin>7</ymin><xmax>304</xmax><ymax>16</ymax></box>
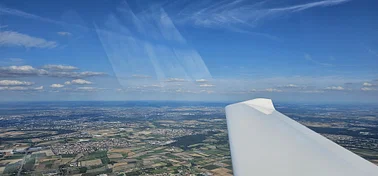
<box><xmin>107</xmin><ymin>153</ymin><xmax>123</xmax><ymax>159</ymax></box>
<box><xmin>35</xmin><ymin>140</ymin><xmax>60</xmax><ymax>146</ymax></box>
<box><xmin>0</xmin><ymin>166</ymin><xmax>5</xmax><ymax>174</ymax></box>
<box><xmin>40</xmin><ymin>158</ymin><xmax>58</xmax><ymax>163</ymax></box>
<box><xmin>0</xmin><ymin>159</ymin><xmax>22</xmax><ymax>165</ymax></box>
<box><xmin>80</xmin><ymin>159</ymin><xmax>102</xmax><ymax>167</ymax></box>
<box><xmin>61</xmin><ymin>158</ymin><xmax>74</xmax><ymax>164</ymax></box>
<box><xmin>35</xmin><ymin>149</ymin><xmax>54</xmax><ymax>157</ymax></box>
<box><xmin>114</xmin><ymin>162</ymin><xmax>128</xmax><ymax>167</ymax></box>
<box><xmin>0</xmin><ymin>131</ymin><xmax>25</xmax><ymax>137</ymax></box>
<box><xmin>113</xmin><ymin>163</ymin><xmax>135</xmax><ymax>172</ymax></box>
<box><xmin>211</xmin><ymin>168</ymin><xmax>233</xmax><ymax>176</ymax></box>
<box><xmin>31</xmin><ymin>138</ymin><xmax>42</xmax><ymax>143</ymax></box>
<box><xmin>109</xmin><ymin>148</ymin><xmax>131</xmax><ymax>154</ymax></box>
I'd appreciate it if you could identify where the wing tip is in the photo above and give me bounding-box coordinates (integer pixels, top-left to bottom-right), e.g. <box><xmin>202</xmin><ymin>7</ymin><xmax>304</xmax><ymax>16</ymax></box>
<box><xmin>226</xmin><ymin>98</ymin><xmax>275</xmax><ymax>114</ymax></box>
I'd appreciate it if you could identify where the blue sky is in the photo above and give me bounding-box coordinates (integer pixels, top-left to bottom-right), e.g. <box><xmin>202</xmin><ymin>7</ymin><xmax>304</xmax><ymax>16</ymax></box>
<box><xmin>0</xmin><ymin>0</ymin><xmax>377</xmax><ymax>103</ymax></box>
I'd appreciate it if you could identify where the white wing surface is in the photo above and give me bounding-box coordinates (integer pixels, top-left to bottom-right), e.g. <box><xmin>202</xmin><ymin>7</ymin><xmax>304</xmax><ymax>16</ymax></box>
<box><xmin>225</xmin><ymin>98</ymin><xmax>378</xmax><ymax>176</ymax></box>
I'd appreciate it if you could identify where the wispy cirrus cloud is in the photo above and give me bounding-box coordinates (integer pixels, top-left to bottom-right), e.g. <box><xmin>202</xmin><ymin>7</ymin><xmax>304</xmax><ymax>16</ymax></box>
<box><xmin>0</xmin><ymin>58</ymin><xmax>25</xmax><ymax>66</ymax></box>
<box><xmin>304</xmin><ymin>53</ymin><xmax>332</xmax><ymax>66</ymax></box>
<box><xmin>176</xmin><ymin>0</ymin><xmax>351</xmax><ymax>32</ymax></box>
<box><xmin>0</xmin><ymin>31</ymin><xmax>57</xmax><ymax>48</ymax></box>
<box><xmin>57</xmin><ymin>32</ymin><xmax>72</xmax><ymax>36</ymax></box>
<box><xmin>0</xmin><ymin>5</ymin><xmax>65</xmax><ymax>25</ymax></box>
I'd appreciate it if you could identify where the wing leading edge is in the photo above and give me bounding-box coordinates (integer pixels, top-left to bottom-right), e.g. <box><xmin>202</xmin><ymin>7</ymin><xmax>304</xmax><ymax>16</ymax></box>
<box><xmin>225</xmin><ymin>98</ymin><xmax>378</xmax><ymax>176</ymax></box>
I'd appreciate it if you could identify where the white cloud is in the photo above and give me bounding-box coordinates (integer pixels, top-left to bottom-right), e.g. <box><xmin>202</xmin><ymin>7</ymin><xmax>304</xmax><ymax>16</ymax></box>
<box><xmin>57</xmin><ymin>32</ymin><xmax>72</xmax><ymax>36</ymax></box>
<box><xmin>0</xmin><ymin>6</ymin><xmax>64</xmax><ymax>25</ymax></box>
<box><xmin>77</xmin><ymin>87</ymin><xmax>95</xmax><ymax>90</ymax></box>
<box><xmin>42</xmin><ymin>64</ymin><xmax>78</xmax><ymax>71</ymax></box>
<box><xmin>50</xmin><ymin>84</ymin><xmax>64</xmax><ymax>88</ymax></box>
<box><xmin>304</xmin><ymin>53</ymin><xmax>332</xmax><ymax>66</ymax></box>
<box><xmin>196</xmin><ymin>79</ymin><xmax>208</xmax><ymax>83</ymax></box>
<box><xmin>64</xmin><ymin>81</ymin><xmax>71</xmax><ymax>85</ymax></box>
<box><xmin>363</xmin><ymin>82</ymin><xmax>374</xmax><ymax>87</ymax></box>
<box><xmin>34</xmin><ymin>86</ymin><xmax>43</xmax><ymax>90</ymax></box>
<box><xmin>76</xmin><ymin>87</ymin><xmax>106</xmax><ymax>92</ymax></box>
<box><xmin>0</xmin><ymin>86</ymin><xmax>43</xmax><ymax>91</ymax></box>
<box><xmin>0</xmin><ymin>31</ymin><xmax>57</xmax><ymax>48</ymax></box>
<box><xmin>361</xmin><ymin>87</ymin><xmax>377</xmax><ymax>91</ymax></box>
<box><xmin>265</xmin><ymin>88</ymin><xmax>283</xmax><ymax>92</ymax></box>
<box><xmin>48</xmin><ymin>71</ymin><xmax>106</xmax><ymax>78</ymax></box>
<box><xmin>177</xmin><ymin>0</ymin><xmax>350</xmax><ymax>32</ymax></box>
<box><xmin>199</xmin><ymin>84</ymin><xmax>215</xmax><ymax>87</ymax></box>
<box><xmin>0</xmin><ymin>80</ymin><xmax>34</xmax><ymax>86</ymax></box>
<box><xmin>165</xmin><ymin>78</ymin><xmax>187</xmax><ymax>82</ymax></box>
<box><xmin>281</xmin><ymin>84</ymin><xmax>299</xmax><ymax>88</ymax></box>
<box><xmin>0</xmin><ymin>58</ymin><xmax>25</xmax><ymax>66</ymax></box>
<box><xmin>367</xmin><ymin>48</ymin><xmax>378</xmax><ymax>57</ymax></box>
<box><xmin>301</xmin><ymin>90</ymin><xmax>325</xmax><ymax>93</ymax></box>
<box><xmin>0</xmin><ymin>65</ymin><xmax>47</xmax><ymax>77</ymax></box>
<box><xmin>71</xmin><ymin>79</ymin><xmax>92</xmax><ymax>85</ymax></box>
<box><xmin>131</xmin><ymin>74</ymin><xmax>152</xmax><ymax>79</ymax></box>
<box><xmin>0</xmin><ymin>65</ymin><xmax>106</xmax><ymax>78</ymax></box>
<box><xmin>325</xmin><ymin>86</ymin><xmax>344</xmax><ymax>91</ymax></box>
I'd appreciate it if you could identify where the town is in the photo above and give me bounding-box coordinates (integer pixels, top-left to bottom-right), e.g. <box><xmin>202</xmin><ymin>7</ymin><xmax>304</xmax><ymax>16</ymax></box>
<box><xmin>0</xmin><ymin>101</ymin><xmax>377</xmax><ymax>175</ymax></box>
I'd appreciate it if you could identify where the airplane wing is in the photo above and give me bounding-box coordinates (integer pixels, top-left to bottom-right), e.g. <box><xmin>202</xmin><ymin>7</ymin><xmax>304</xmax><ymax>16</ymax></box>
<box><xmin>225</xmin><ymin>98</ymin><xmax>378</xmax><ymax>176</ymax></box>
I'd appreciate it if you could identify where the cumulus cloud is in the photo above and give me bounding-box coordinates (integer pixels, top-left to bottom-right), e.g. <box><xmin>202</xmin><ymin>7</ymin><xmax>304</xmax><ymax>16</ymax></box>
<box><xmin>265</xmin><ymin>88</ymin><xmax>283</xmax><ymax>92</ymax></box>
<box><xmin>280</xmin><ymin>84</ymin><xmax>299</xmax><ymax>88</ymax></box>
<box><xmin>42</xmin><ymin>64</ymin><xmax>78</xmax><ymax>71</ymax></box>
<box><xmin>76</xmin><ymin>87</ymin><xmax>106</xmax><ymax>92</ymax></box>
<box><xmin>199</xmin><ymin>84</ymin><xmax>215</xmax><ymax>87</ymax></box>
<box><xmin>325</xmin><ymin>86</ymin><xmax>344</xmax><ymax>91</ymax></box>
<box><xmin>48</xmin><ymin>71</ymin><xmax>106</xmax><ymax>78</ymax></box>
<box><xmin>301</xmin><ymin>90</ymin><xmax>325</xmax><ymax>93</ymax></box>
<box><xmin>0</xmin><ymin>80</ymin><xmax>34</xmax><ymax>86</ymax></box>
<box><xmin>361</xmin><ymin>87</ymin><xmax>377</xmax><ymax>91</ymax></box>
<box><xmin>0</xmin><ymin>86</ymin><xmax>43</xmax><ymax>91</ymax></box>
<box><xmin>0</xmin><ymin>65</ymin><xmax>106</xmax><ymax>78</ymax></box>
<box><xmin>0</xmin><ymin>31</ymin><xmax>57</xmax><ymax>48</ymax></box>
<box><xmin>70</xmin><ymin>79</ymin><xmax>92</xmax><ymax>85</ymax></box>
<box><xmin>34</xmin><ymin>86</ymin><xmax>43</xmax><ymax>90</ymax></box>
<box><xmin>57</xmin><ymin>32</ymin><xmax>72</xmax><ymax>36</ymax></box>
<box><xmin>363</xmin><ymin>82</ymin><xmax>374</xmax><ymax>87</ymax></box>
<box><xmin>195</xmin><ymin>79</ymin><xmax>208</xmax><ymax>83</ymax></box>
<box><xmin>131</xmin><ymin>74</ymin><xmax>152</xmax><ymax>79</ymax></box>
<box><xmin>0</xmin><ymin>65</ymin><xmax>47</xmax><ymax>77</ymax></box>
<box><xmin>165</xmin><ymin>78</ymin><xmax>187</xmax><ymax>82</ymax></box>
<box><xmin>50</xmin><ymin>84</ymin><xmax>64</xmax><ymax>88</ymax></box>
